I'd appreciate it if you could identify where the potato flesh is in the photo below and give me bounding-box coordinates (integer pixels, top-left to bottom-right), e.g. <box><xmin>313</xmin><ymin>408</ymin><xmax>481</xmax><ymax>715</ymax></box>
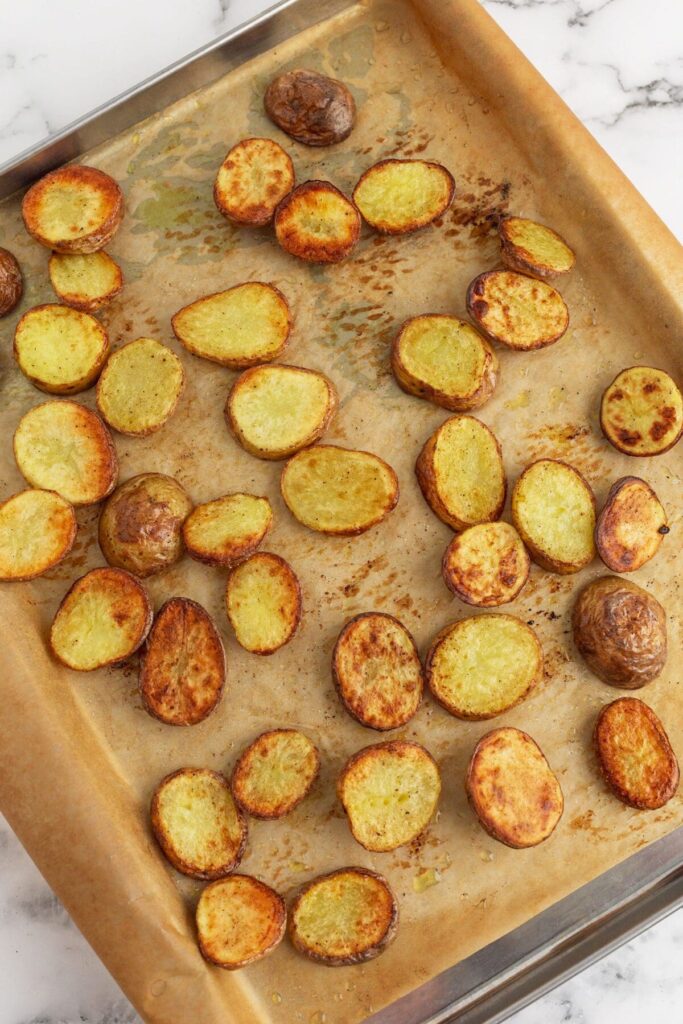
<box><xmin>354</xmin><ymin>161</ymin><xmax>452</xmax><ymax>230</ymax></box>
<box><xmin>399</xmin><ymin>317</ymin><xmax>488</xmax><ymax>396</ymax></box>
<box><xmin>293</xmin><ymin>872</ymin><xmax>393</xmax><ymax>959</ymax></box>
<box><xmin>503</xmin><ymin>218</ymin><xmax>574</xmax><ymax>272</ymax></box>
<box><xmin>598</xmin><ymin>479</ymin><xmax>666</xmax><ymax>571</ymax></box>
<box><xmin>197</xmin><ymin>876</ymin><xmax>284</xmax><ymax>966</ymax></box>
<box><xmin>230</xmin><ymin>367</ymin><xmax>332</xmax><ymax>453</ymax></box>
<box><xmin>444</xmin><ymin>522</ymin><xmax>528</xmax><ymax>605</ymax></box>
<box><xmin>596</xmin><ymin>699</ymin><xmax>679</xmax><ymax>808</ymax></box>
<box><xmin>36</xmin><ymin>182</ymin><xmax>110</xmax><ymax>243</ymax></box>
<box><xmin>227</xmin><ymin>554</ymin><xmax>299</xmax><ymax>652</ymax></box>
<box><xmin>155</xmin><ymin>771</ymin><xmax>244</xmax><ymax>875</ymax></box>
<box><xmin>472</xmin><ymin>272</ymin><xmax>567</xmax><ymax>348</ymax></box>
<box><xmin>285</xmin><ymin>189</ymin><xmax>354</xmax><ymax>240</ymax></box>
<box><xmin>50</xmin><ymin>251</ymin><xmax>120</xmax><ymax>302</ymax></box>
<box><xmin>97</xmin><ymin>337</ymin><xmax>183</xmax><ymax>434</ymax></box>
<box><xmin>234</xmin><ymin>731</ymin><xmax>317</xmax><ymax>816</ymax></box>
<box><xmin>513</xmin><ymin>460</ymin><xmax>595</xmax><ymax>569</ymax></box>
<box><xmin>173</xmin><ymin>284</ymin><xmax>289</xmax><ymax>364</ymax></box>
<box><xmin>51</xmin><ymin>572</ymin><xmax>149</xmax><ymax>670</ymax></box>
<box><xmin>433</xmin><ymin>418</ymin><xmax>504</xmax><ymax>525</ymax></box>
<box><xmin>0</xmin><ymin>490</ymin><xmax>75</xmax><ymax>580</ymax></box>
<box><xmin>184</xmin><ymin>494</ymin><xmax>271</xmax><ymax>562</ymax></box>
<box><xmin>215</xmin><ymin>139</ymin><xmax>293</xmax><ymax>224</ymax></box>
<box><xmin>15</xmin><ymin>305</ymin><xmax>107</xmax><ymax>390</ymax></box>
<box><xmin>602</xmin><ymin>367</ymin><xmax>683</xmax><ymax>455</ymax></box>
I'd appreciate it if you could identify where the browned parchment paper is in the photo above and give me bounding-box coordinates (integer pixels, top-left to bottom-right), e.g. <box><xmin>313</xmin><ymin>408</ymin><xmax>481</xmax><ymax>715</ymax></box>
<box><xmin>0</xmin><ymin>1</ymin><xmax>681</xmax><ymax>1022</ymax></box>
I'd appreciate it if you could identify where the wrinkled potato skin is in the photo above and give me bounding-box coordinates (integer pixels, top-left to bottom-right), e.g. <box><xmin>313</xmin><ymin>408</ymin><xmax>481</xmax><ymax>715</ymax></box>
<box><xmin>0</xmin><ymin>248</ymin><xmax>23</xmax><ymax>316</ymax></box>
<box><xmin>265</xmin><ymin>69</ymin><xmax>356</xmax><ymax>146</ymax></box>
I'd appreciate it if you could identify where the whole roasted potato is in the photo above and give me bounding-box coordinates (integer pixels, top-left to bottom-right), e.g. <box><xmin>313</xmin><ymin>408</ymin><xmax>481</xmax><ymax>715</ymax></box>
<box><xmin>572</xmin><ymin>576</ymin><xmax>667</xmax><ymax>688</ymax></box>
<box><xmin>264</xmin><ymin>68</ymin><xmax>356</xmax><ymax>146</ymax></box>
<box><xmin>0</xmin><ymin>248</ymin><xmax>23</xmax><ymax>316</ymax></box>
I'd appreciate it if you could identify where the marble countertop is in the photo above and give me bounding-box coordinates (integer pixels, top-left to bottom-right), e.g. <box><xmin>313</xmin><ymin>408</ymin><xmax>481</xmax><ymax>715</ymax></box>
<box><xmin>0</xmin><ymin>1</ymin><xmax>681</xmax><ymax>1022</ymax></box>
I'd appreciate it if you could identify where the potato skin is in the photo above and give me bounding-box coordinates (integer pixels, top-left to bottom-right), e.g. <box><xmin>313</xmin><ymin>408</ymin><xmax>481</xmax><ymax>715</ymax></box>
<box><xmin>0</xmin><ymin>248</ymin><xmax>23</xmax><ymax>316</ymax></box>
<box><xmin>274</xmin><ymin>181</ymin><xmax>360</xmax><ymax>263</ymax></box>
<box><xmin>264</xmin><ymin>68</ymin><xmax>356</xmax><ymax>146</ymax></box>
<box><xmin>22</xmin><ymin>164</ymin><xmax>124</xmax><ymax>253</ymax></box>
<box><xmin>595</xmin><ymin>698</ymin><xmax>679</xmax><ymax>809</ymax></box>
<box><xmin>595</xmin><ymin>476</ymin><xmax>668</xmax><ymax>573</ymax></box>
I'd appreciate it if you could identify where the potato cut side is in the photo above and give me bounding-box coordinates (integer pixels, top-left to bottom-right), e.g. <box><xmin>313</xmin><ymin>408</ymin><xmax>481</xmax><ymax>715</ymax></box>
<box><xmin>50</xmin><ymin>567</ymin><xmax>152</xmax><ymax>671</ymax></box>
<box><xmin>512</xmin><ymin>459</ymin><xmax>595</xmax><ymax>574</ymax></box>
<box><xmin>281</xmin><ymin>445</ymin><xmax>399</xmax><ymax>535</ymax></box>
<box><xmin>416</xmin><ymin>415</ymin><xmax>506</xmax><ymax>531</ymax></box>
<box><xmin>596</xmin><ymin>476</ymin><xmax>668</xmax><ymax>573</ymax></box>
<box><xmin>214</xmin><ymin>137</ymin><xmax>295</xmax><ymax>226</ymax></box>
<box><xmin>14</xmin><ymin>400</ymin><xmax>118</xmax><ymax>506</ymax></box>
<box><xmin>151</xmin><ymin>768</ymin><xmax>246</xmax><ymax>880</ymax></box>
<box><xmin>289</xmin><ymin>868</ymin><xmax>398</xmax><ymax>966</ymax></box>
<box><xmin>332</xmin><ymin>612</ymin><xmax>423</xmax><ymax>730</ymax></box>
<box><xmin>499</xmin><ymin>217</ymin><xmax>575</xmax><ymax>278</ymax></box>
<box><xmin>22</xmin><ymin>164</ymin><xmax>123</xmax><ymax>253</ymax></box>
<box><xmin>14</xmin><ymin>304</ymin><xmax>109</xmax><ymax>394</ymax></box>
<box><xmin>226</xmin><ymin>552</ymin><xmax>301</xmax><ymax>655</ymax></box>
<box><xmin>337</xmin><ymin>741</ymin><xmax>440</xmax><ymax>852</ymax></box>
<box><xmin>197</xmin><ymin>875</ymin><xmax>286</xmax><ymax>969</ymax></box>
<box><xmin>426</xmin><ymin>614</ymin><xmax>542</xmax><ymax>719</ymax></box>
<box><xmin>48</xmin><ymin>251</ymin><xmax>123</xmax><ymax>311</ymax></box>
<box><xmin>442</xmin><ymin>522</ymin><xmax>530</xmax><ymax>607</ymax></box>
<box><xmin>274</xmin><ymin>181</ymin><xmax>360</xmax><ymax>262</ymax></box>
<box><xmin>232</xmin><ymin>729</ymin><xmax>320</xmax><ymax>818</ymax></box>
<box><xmin>0</xmin><ymin>489</ymin><xmax>76</xmax><ymax>581</ymax></box>
<box><xmin>353</xmin><ymin>159</ymin><xmax>454</xmax><ymax>234</ymax></box>
<box><xmin>600</xmin><ymin>366</ymin><xmax>683</xmax><ymax>456</ymax></box>
<box><xmin>140</xmin><ymin>598</ymin><xmax>225</xmax><ymax>726</ymax></box>
<box><xmin>99</xmin><ymin>473</ymin><xmax>191</xmax><ymax>578</ymax></box>
<box><xmin>264</xmin><ymin>68</ymin><xmax>356</xmax><ymax>146</ymax></box>
<box><xmin>595</xmin><ymin>698</ymin><xmax>679</xmax><ymax>810</ymax></box>
<box><xmin>96</xmin><ymin>337</ymin><xmax>184</xmax><ymax>436</ymax></box>
<box><xmin>0</xmin><ymin>247</ymin><xmax>23</xmax><ymax>316</ymax></box>
<box><xmin>183</xmin><ymin>493</ymin><xmax>272</xmax><ymax>567</ymax></box>
<box><xmin>467</xmin><ymin>270</ymin><xmax>569</xmax><ymax>350</ymax></box>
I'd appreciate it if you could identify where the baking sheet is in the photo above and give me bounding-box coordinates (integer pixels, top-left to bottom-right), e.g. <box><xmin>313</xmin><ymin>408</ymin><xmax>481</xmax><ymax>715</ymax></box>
<box><xmin>0</xmin><ymin>1</ymin><xmax>681</xmax><ymax>1022</ymax></box>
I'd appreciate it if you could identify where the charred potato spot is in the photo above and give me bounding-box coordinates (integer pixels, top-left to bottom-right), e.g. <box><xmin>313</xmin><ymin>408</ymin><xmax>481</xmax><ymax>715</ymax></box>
<box><xmin>0</xmin><ymin>489</ymin><xmax>76</xmax><ymax>581</ymax></box>
<box><xmin>264</xmin><ymin>69</ymin><xmax>356</xmax><ymax>147</ymax></box>
<box><xmin>183</xmin><ymin>493</ymin><xmax>272</xmax><ymax>567</ymax></box>
<box><xmin>214</xmin><ymin>138</ymin><xmax>295</xmax><ymax>226</ymax></box>
<box><xmin>499</xmin><ymin>216</ymin><xmax>575</xmax><ymax>278</ymax></box>
<box><xmin>595</xmin><ymin>698</ymin><xmax>679</xmax><ymax>810</ymax></box>
<box><xmin>14</xmin><ymin>304</ymin><xmax>109</xmax><ymax>394</ymax></box>
<box><xmin>22</xmin><ymin>164</ymin><xmax>123</xmax><ymax>253</ymax></box>
<box><xmin>99</xmin><ymin>474</ymin><xmax>191</xmax><ymax>578</ymax></box>
<box><xmin>0</xmin><ymin>247</ymin><xmax>23</xmax><ymax>316</ymax></box>
<box><xmin>274</xmin><ymin>181</ymin><xmax>360</xmax><ymax>263</ymax></box>
<box><xmin>466</xmin><ymin>270</ymin><xmax>569</xmax><ymax>350</ymax></box>
<box><xmin>353</xmin><ymin>159</ymin><xmax>454</xmax><ymax>235</ymax></box>
<box><xmin>197</xmin><ymin>875</ymin><xmax>286</xmax><ymax>969</ymax></box>
<box><xmin>442</xmin><ymin>521</ymin><xmax>530</xmax><ymax>606</ymax></box>
<box><xmin>226</xmin><ymin>552</ymin><xmax>301</xmax><ymax>655</ymax></box>
<box><xmin>596</xmin><ymin>476</ymin><xmax>667</xmax><ymax>573</ymax></box>
<box><xmin>48</xmin><ymin>251</ymin><xmax>123</xmax><ymax>311</ymax></box>
<box><xmin>600</xmin><ymin>366</ymin><xmax>683</xmax><ymax>456</ymax></box>
<box><xmin>232</xmin><ymin>729</ymin><xmax>320</xmax><ymax>818</ymax></box>
<box><xmin>96</xmin><ymin>337</ymin><xmax>184</xmax><ymax>436</ymax></box>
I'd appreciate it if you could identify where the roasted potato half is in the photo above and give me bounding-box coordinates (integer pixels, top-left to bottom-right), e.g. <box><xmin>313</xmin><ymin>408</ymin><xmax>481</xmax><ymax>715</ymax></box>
<box><xmin>499</xmin><ymin>216</ymin><xmax>575</xmax><ymax>279</ymax></box>
<box><xmin>96</xmin><ymin>337</ymin><xmax>184</xmax><ymax>436</ymax></box>
<box><xmin>214</xmin><ymin>137</ymin><xmax>294</xmax><ymax>226</ymax></box>
<box><xmin>226</xmin><ymin>552</ymin><xmax>301</xmax><ymax>655</ymax></box>
<box><xmin>596</xmin><ymin>476</ymin><xmax>668</xmax><ymax>573</ymax></box>
<box><xmin>442</xmin><ymin>522</ymin><xmax>530</xmax><ymax>607</ymax></box>
<box><xmin>22</xmin><ymin>164</ymin><xmax>123</xmax><ymax>253</ymax></box>
<box><xmin>600</xmin><ymin>366</ymin><xmax>683</xmax><ymax>456</ymax></box>
<box><xmin>353</xmin><ymin>159</ymin><xmax>454</xmax><ymax>235</ymax></box>
<box><xmin>0</xmin><ymin>247</ymin><xmax>23</xmax><ymax>316</ymax></box>
<box><xmin>264</xmin><ymin>68</ymin><xmax>356</xmax><ymax>146</ymax></box>
<box><xmin>48</xmin><ymin>251</ymin><xmax>123</xmax><ymax>311</ymax></box>
<box><xmin>197</xmin><ymin>875</ymin><xmax>286</xmax><ymax>969</ymax></box>
<box><xmin>232</xmin><ymin>729</ymin><xmax>320</xmax><ymax>818</ymax></box>
<box><xmin>274</xmin><ymin>181</ymin><xmax>360</xmax><ymax>263</ymax></box>
<box><xmin>466</xmin><ymin>270</ymin><xmax>569</xmax><ymax>350</ymax></box>
<box><xmin>0</xmin><ymin>489</ymin><xmax>76</xmax><ymax>582</ymax></box>
<box><xmin>183</xmin><ymin>493</ymin><xmax>272</xmax><ymax>567</ymax></box>
<box><xmin>595</xmin><ymin>698</ymin><xmax>679</xmax><ymax>810</ymax></box>
<box><xmin>14</xmin><ymin>304</ymin><xmax>109</xmax><ymax>394</ymax></box>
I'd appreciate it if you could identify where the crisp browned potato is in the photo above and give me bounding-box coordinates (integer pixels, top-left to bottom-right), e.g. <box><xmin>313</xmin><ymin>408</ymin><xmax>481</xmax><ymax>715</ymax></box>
<box><xmin>274</xmin><ymin>181</ymin><xmax>360</xmax><ymax>262</ymax></box>
<box><xmin>214</xmin><ymin>137</ymin><xmax>295</xmax><ymax>226</ymax></box>
<box><xmin>572</xmin><ymin>576</ymin><xmax>667</xmax><ymax>688</ymax></box>
<box><xmin>265</xmin><ymin>69</ymin><xmax>355</xmax><ymax>146</ymax></box>
<box><xmin>226</xmin><ymin>552</ymin><xmax>301</xmax><ymax>655</ymax></box>
<box><xmin>353</xmin><ymin>158</ymin><xmax>454</xmax><ymax>235</ymax></box>
<box><xmin>48</xmin><ymin>251</ymin><xmax>123</xmax><ymax>311</ymax></box>
<box><xmin>596</xmin><ymin>477</ymin><xmax>668</xmax><ymax>573</ymax></box>
<box><xmin>0</xmin><ymin>489</ymin><xmax>76</xmax><ymax>581</ymax></box>
<box><xmin>197</xmin><ymin>875</ymin><xmax>286</xmax><ymax>969</ymax></box>
<box><xmin>466</xmin><ymin>727</ymin><xmax>564</xmax><ymax>848</ymax></box>
<box><xmin>183</xmin><ymin>493</ymin><xmax>272</xmax><ymax>567</ymax></box>
<box><xmin>0</xmin><ymin>247</ymin><xmax>23</xmax><ymax>316</ymax></box>
<box><xmin>139</xmin><ymin>598</ymin><xmax>225</xmax><ymax>726</ymax></box>
<box><xmin>332</xmin><ymin>612</ymin><xmax>423</xmax><ymax>730</ymax></box>
<box><xmin>22</xmin><ymin>164</ymin><xmax>124</xmax><ymax>253</ymax></box>
<box><xmin>600</xmin><ymin>366</ymin><xmax>683</xmax><ymax>456</ymax></box>
<box><xmin>98</xmin><ymin>474</ymin><xmax>192</xmax><ymax>577</ymax></box>
<box><xmin>595</xmin><ymin>698</ymin><xmax>679</xmax><ymax>809</ymax></box>
<box><xmin>498</xmin><ymin>216</ymin><xmax>575</xmax><ymax>279</ymax></box>
<box><xmin>289</xmin><ymin>868</ymin><xmax>398</xmax><ymax>966</ymax></box>
<box><xmin>14</xmin><ymin>304</ymin><xmax>109</xmax><ymax>394</ymax></box>
<box><xmin>466</xmin><ymin>270</ymin><xmax>569</xmax><ymax>350</ymax></box>
<box><xmin>231</xmin><ymin>729</ymin><xmax>320</xmax><ymax>818</ymax></box>
<box><xmin>442</xmin><ymin>521</ymin><xmax>530</xmax><ymax>606</ymax></box>
<box><xmin>96</xmin><ymin>337</ymin><xmax>184</xmax><ymax>436</ymax></box>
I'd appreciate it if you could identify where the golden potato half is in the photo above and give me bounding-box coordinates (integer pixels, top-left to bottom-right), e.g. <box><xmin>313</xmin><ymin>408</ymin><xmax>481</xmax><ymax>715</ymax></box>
<box><xmin>14</xmin><ymin>304</ymin><xmax>109</xmax><ymax>394</ymax></box>
<box><xmin>50</xmin><ymin>567</ymin><xmax>152</xmax><ymax>671</ymax></box>
<box><xmin>226</xmin><ymin>552</ymin><xmax>301</xmax><ymax>655</ymax></box>
<box><xmin>264</xmin><ymin>68</ymin><xmax>356</xmax><ymax>146</ymax></box>
<box><xmin>467</xmin><ymin>270</ymin><xmax>569</xmax><ymax>350</ymax></box>
<box><xmin>172</xmin><ymin>282</ymin><xmax>291</xmax><ymax>368</ymax></box>
<box><xmin>0</xmin><ymin>489</ymin><xmax>76</xmax><ymax>581</ymax></box>
<box><xmin>595</xmin><ymin>698</ymin><xmax>679</xmax><ymax>810</ymax></box>
<box><xmin>151</xmin><ymin>768</ymin><xmax>246</xmax><ymax>880</ymax></box>
<box><xmin>499</xmin><ymin>216</ymin><xmax>575</xmax><ymax>279</ymax></box>
<box><xmin>96</xmin><ymin>337</ymin><xmax>184</xmax><ymax>436</ymax></box>
<box><xmin>274</xmin><ymin>181</ymin><xmax>360</xmax><ymax>262</ymax></box>
<box><xmin>232</xmin><ymin>729</ymin><xmax>320</xmax><ymax>818</ymax></box>
<box><xmin>353</xmin><ymin>158</ymin><xmax>454</xmax><ymax>234</ymax></box>
<box><xmin>332</xmin><ymin>612</ymin><xmax>423</xmax><ymax>731</ymax></box>
<box><xmin>183</xmin><ymin>492</ymin><xmax>272</xmax><ymax>567</ymax></box>
<box><xmin>14</xmin><ymin>400</ymin><xmax>118</xmax><ymax>506</ymax></box>
<box><xmin>22</xmin><ymin>164</ymin><xmax>123</xmax><ymax>253</ymax></box>
<box><xmin>0</xmin><ymin>247</ymin><xmax>23</xmax><ymax>316</ymax></box>
<box><xmin>600</xmin><ymin>366</ymin><xmax>683</xmax><ymax>456</ymax></box>
<box><xmin>48</xmin><ymin>251</ymin><xmax>123</xmax><ymax>312</ymax></box>
<box><xmin>596</xmin><ymin>476</ymin><xmax>668</xmax><ymax>573</ymax></box>
<box><xmin>511</xmin><ymin>459</ymin><xmax>595</xmax><ymax>574</ymax></box>
<box><xmin>442</xmin><ymin>521</ymin><xmax>530</xmax><ymax>607</ymax></box>
<box><xmin>337</xmin><ymin>741</ymin><xmax>440</xmax><ymax>852</ymax></box>
<box><xmin>281</xmin><ymin>445</ymin><xmax>399</xmax><ymax>536</ymax></box>
<box><xmin>197</xmin><ymin>875</ymin><xmax>286</xmax><ymax>969</ymax></box>
<box><xmin>214</xmin><ymin>137</ymin><xmax>294</xmax><ymax>226</ymax></box>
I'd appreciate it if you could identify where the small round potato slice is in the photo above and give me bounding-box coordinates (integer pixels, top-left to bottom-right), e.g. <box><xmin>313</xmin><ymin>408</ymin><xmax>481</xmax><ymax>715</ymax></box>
<box><xmin>214</xmin><ymin>137</ymin><xmax>294</xmax><ymax>226</ymax></box>
<box><xmin>0</xmin><ymin>489</ymin><xmax>76</xmax><ymax>581</ymax></box>
<box><xmin>337</xmin><ymin>740</ymin><xmax>441</xmax><ymax>852</ymax></box>
<box><xmin>466</xmin><ymin>270</ymin><xmax>569</xmax><ymax>350</ymax></box>
<box><xmin>274</xmin><ymin>181</ymin><xmax>360</xmax><ymax>263</ymax></box>
<box><xmin>226</xmin><ymin>364</ymin><xmax>337</xmax><ymax>460</ymax></box>
<box><xmin>596</xmin><ymin>477</ymin><xmax>668</xmax><ymax>573</ymax></box>
<box><xmin>289</xmin><ymin>868</ymin><xmax>397</xmax><ymax>966</ymax></box>
<box><xmin>466</xmin><ymin>727</ymin><xmax>564</xmax><ymax>848</ymax></box>
<box><xmin>499</xmin><ymin>216</ymin><xmax>575</xmax><ymax>279</ymax></box>
<box><xmin>226</xmin><ymin>552</ymin><xmax>301</xmax><ymax>655</ymax></box>
<box><xmin>595</xmin><ymin>698</ymin><xmax>679</xmax><ymax>810</ymax></box>
<box><xmin>197</xmin><ymin>875</ymin><xmax>286</xmax><ymax>969</ymax></box>
<box><xmin>96</xmin><ymin>337</ymin><xmax>184</xmax><ymax>436</ymax></box>
<box><xmin>332</xmin><ymin>612</ymin><xmax>423</xmax><ymax>730</ymax></box>
<box><xmin>353</xmin><ymin>159</ymin><xmax>455</xmax><ymax>235</ymax></box>
<box><xmin>50</xmin><ymin>567</ymin><xmax>152</xmax><ymax>671</ymax></box>
<box><xmin>150</xmin><ymin>768</ymin><xmax>246</xmax><ymax>880</ymax></box>
<box><xmin>22</xmin><ymin>164</ymin><xmax>124</xmax><ymax>253</ymax></box>
<box><xmin>264</xmin><ymin>69</ymin><xmax>356</xmax><ymax>146</ymax></box>
<box><xmin>14</xmin><ymin>400</ymin><xmax>118</xmax><ymax>506</ymax></box>
<box><xmin>442</xmin><ymin>522</ymin><xmax>530</xmax><ymax>607</ymax></box>
<box><xmin>600</xmin><ymin>366</ymin><xmax>683</xmax><ymax>456</ymax></box>
<box><xmin>281</xmin><ymin>445</ymin><xmax>399</xmax><ymax>535</ymax></box>
<box><xmin>426</xmin><ymin>614</ymin><xmax>542</xmax><ymax>719</ymax></box>
<box><xmin>415</xmin><ymin>415</ymin><xmax>506</xmax><ymax>532</ymax></box>
<box><xmin>511</xmin><ymin>459</ymin><xmax>596</xmax><ymax>574</ymax></box>
<box><xmin>140</xmin><ymin>598</ymin><xmax>225</xmax><ymax>726</ymax></box>
<box><xmin>48</xmin><ymin>251</ymin><xmax>123</xmax><ymax>311</ymax></box>
<box><xmin>172</xmin><ymin>282</ymin><xmax>291</xmax><ymax>369</ymax></box>
<box><xmin>0</xmin><ymin>247</ymin><xmax>23</xmax><ymax>316</ymax></box>
<box><xmin>232</xmin><ymin>729</ymin><xmax>320</xmax><ymax>818</ymax></box>
<box><xmin>183</xmin><ymin>493</ymin><xmax>272</xmax><ymax>567</ymax></box>
<box><xmin>14</xmin><ymin>304</ymin><xmax>109</xmax><ymax>394</ymax></box>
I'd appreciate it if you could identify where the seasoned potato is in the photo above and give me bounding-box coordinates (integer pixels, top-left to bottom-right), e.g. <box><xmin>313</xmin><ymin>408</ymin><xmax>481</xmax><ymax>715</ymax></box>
<box><xmin>139</xmin><ymin>598</ymin><xmax>225</xmax><ymax>726</ymax></box>
<box><xmin>96</xmin><ymin>337</ymin><xmax>184</xmax><ymax>436</ymax></box>
<box><xmin>226</xmin><ymin>364</ymin><xmax>337</xmax><ymax>460</ymax></box>
<box><xmin>48</xmin><ymin>251</ymin><xmax>123</xmax><ymax>311</ymax></box>
<box><xmin>22</xmin><ymin>164</ymin><xmax>123</xmax><ymax>253</ymax></box>
<box><xmin>14</xmin><ymin>304</ymin><xmax>109</xmax><ymax>394</ymax></box>
<box><xmin>466</xmin><ymin>270</ymin><xmax>569</xmax><ymax>350</ymax></box>
<box><xmin>353</xmin><ymin>159</ymin><xmax>454</xmax><ymax>234</ymax></box>
<box><xmin>50</xmin><ymin>567</ymin><xmax>152</xmax><ymax>671</ymax></box>
<box><xmin>499</xmin><ymin>216</ymin><xmax>575</xmax><ymax>279</ymax></box>
<box><xmin>466</xmin><ymin>727</ymin><xmax>564</xmax><ymax>848</ymax></box>
<box><xmin>426</xmin><ymin>614</ymin><xmax>542</xmax><ymax>719</ymax></box>
<box><xmin>150</xmin><ymin>768</ymin><xmax>246</xmax><ymax>880</ymax></box>
<box><xmin>14</xmin><ymin>400</ymin><xmax>118</xmax><ymax>506</ymax></box>
<box><xmin>231</xmin><ymin>729</ymin><xmax>320</xmax><ymax>818</ymax></box>
<box><xmin>172</xmin><ymin>282</ymin><xmax>291</xmax><ymax>368</ymax></box>
<box><xmin>337</xmin><ymin>741</ymin><xmax>441</xmax><ymax>852</ymax></box>
<box><xmin>264</xmin><ymin>68</ymin><xmax>356</xmax><ymax>146</ymax></box>
<box><xmin>442</xmin><ymin>522</ymin><xmax>530</xmax><ymax>607</ymax></box>
<box><xmin>600</xmin><ymin>366</ymin><xmax>683</xmax><ymax>456</ymax></box>
<box><xmin>281</xmin><ymin>445</ymin><xmax>399</xmax><ymax>535</ymax></box>
<box><xmin>0</xmin><ymin>489</ymin><xmax>76</xmax><ymax>581</ymax></box>
<box><xmin>197</xmin><ymin>875</ymin><xmax>286</xmax><ymax>969</ymax></box>
<box><xmin>332</xmin><ymin>612</ymin><xmax>423</xmax><ymax>730</ymax></box>
<box><xmin>0</xmin><ymin>247</ymin><xmax>23</xmax><ymax>316</ymax></box>
<box><xmin>289</xmin><ymin>868</ymin><xmax>397</xmax><ymax>966</ymax></box>
<box><xmin>98</xmin><ymin>473</ymin><xmax>191</xmax><ymax>577</ymax></box>
<box><xmin>572</xmin><ymin>576</ymin><xmax>667</xmax><ymax>688</ymax></box>
<box><xmin>226</xmin><ymin>552</ymin><xmax>301</xmax><ymax>655</ymax></box>
<box><xmin>596</xmin><ymin>476</ymin><xmax>668</xmax><ymax>573</ymax></box>
<box><xmin>511</xmin><ymin>459</ymin><xmax>595</xmax><ymax>574</ymax></box>
<box><xmin>214</xmin><ymin>137</ymin><xmax>294</xmax><ymax>226</ymax></box>
<box><xmin>274</xmin><ymin>181</ymin><xmax>360</xmax><ymax>263</ymax></box>
<box><xmin>183</xmin><ymin>493</ymin><xmax>272</xmax><ymax>567</ymax></box>
<box><xmin>595</xmin><ymin>698</ymin><xmax>679</xmax><ymax>810</ymax></box>
<box><xmin>415</xmin><ymin>415</ymin><xmax>506</xmax><ymax>531</ymax></box>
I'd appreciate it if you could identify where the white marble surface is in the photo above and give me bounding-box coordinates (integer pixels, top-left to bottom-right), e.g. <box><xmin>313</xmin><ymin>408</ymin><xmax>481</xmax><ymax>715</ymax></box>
<box><xmin>0</xmin><ymin>1</ymin><xmax>681</xmax><ymax>1022</ymax></box>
